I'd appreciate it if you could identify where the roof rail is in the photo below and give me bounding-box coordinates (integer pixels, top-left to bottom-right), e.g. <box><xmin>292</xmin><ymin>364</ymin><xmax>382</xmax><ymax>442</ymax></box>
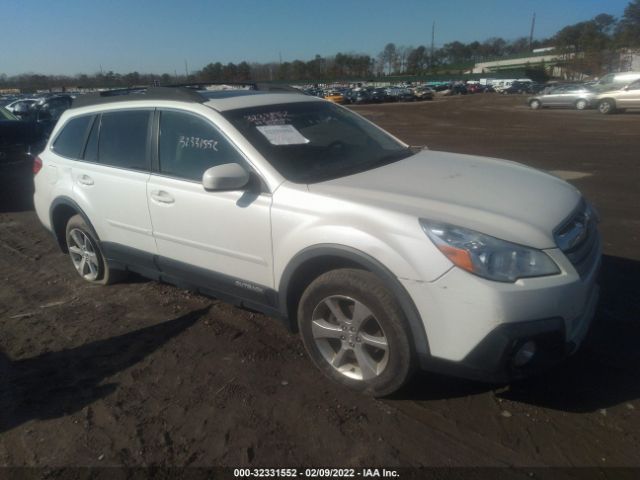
<box><xmin>71</xmin><ymin>87</ymin><xmax>206</xmax><ymax>109</ymax></box>
<box><xmin>165</xmin><ymin>82</ymin><xmax>302</xmax><ymax>93</ymax></box>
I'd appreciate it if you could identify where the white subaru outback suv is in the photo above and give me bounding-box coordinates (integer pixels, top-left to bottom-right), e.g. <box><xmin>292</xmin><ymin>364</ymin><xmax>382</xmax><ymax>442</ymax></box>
<box><xmin>33</xmin><ymin>87</ymin><xmax>601</xmax><ymax>396</ymax></box>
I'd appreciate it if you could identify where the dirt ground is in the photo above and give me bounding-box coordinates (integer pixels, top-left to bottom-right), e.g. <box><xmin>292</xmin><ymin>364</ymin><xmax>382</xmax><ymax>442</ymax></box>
<box><xmin>0</xmin><ymin>94</ymin><xmax>639</xmax><ymax>469</ymax></box>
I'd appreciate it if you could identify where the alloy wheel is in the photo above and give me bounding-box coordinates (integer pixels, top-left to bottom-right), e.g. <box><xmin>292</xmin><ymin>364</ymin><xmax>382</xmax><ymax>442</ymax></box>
<box><xmin>311</xmin><ymin>295</ymin><xmax>389</xmax><ymax>381</ymax></box>
<box><xmin>68</xmin><ymin>228</ymin><xmax>100</xmax><ymax>281</ymax></box>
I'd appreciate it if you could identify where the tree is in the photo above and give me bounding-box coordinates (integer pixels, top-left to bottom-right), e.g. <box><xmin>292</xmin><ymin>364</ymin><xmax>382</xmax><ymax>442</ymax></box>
<box><xmin>237</xmin><ymin>61</ymin><xmax>251</xmax><ymax>81</ymax></box>
<box><xmin>615</xmin><ymin>0</ymin><xmax>640</xmax><ymax>47</ymax></box>
<box><xmin>378</xmin><ymin>43</ymin><xmax>397</xmax><ymax>75</ymax></box>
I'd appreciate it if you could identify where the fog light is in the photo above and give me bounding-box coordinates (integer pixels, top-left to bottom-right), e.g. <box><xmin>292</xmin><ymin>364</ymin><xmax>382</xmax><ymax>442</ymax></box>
<box><xmin>513</xmin><ymin>341</ymin><xmax>537</xmax><ymax>367</ymax></box>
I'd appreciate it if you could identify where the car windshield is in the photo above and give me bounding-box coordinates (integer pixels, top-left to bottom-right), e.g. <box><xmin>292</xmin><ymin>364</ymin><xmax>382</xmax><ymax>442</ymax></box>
<box><xmin>222</xmin><ymin>101</ymin><xmax>412</xmax><ymax>183</ymax></box>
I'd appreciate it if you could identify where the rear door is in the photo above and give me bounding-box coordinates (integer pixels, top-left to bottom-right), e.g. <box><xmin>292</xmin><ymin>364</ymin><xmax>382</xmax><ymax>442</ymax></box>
<box><xmin>146</xmin><ymin>109</ymin><xmax>274</xmax><ymax>300</ymax></box>
<box><xmin>71</xmin><ymin>109</ymin><xmax>157</xmax><ymax>263</ymax></box>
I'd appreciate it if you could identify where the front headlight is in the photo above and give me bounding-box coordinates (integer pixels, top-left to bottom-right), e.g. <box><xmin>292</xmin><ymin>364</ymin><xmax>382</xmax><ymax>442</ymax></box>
<box><xmin>420</xmin><ymin>220</ymin><xmax>560</xmax><ymax>282</ymax></box>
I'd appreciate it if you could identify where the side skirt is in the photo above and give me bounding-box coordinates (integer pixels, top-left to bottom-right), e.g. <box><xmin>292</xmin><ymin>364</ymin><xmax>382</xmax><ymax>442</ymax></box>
<box><xmin>101</xmin><ymin>242</ymin><xmax>283</xmax><ymax>320</ymax></box>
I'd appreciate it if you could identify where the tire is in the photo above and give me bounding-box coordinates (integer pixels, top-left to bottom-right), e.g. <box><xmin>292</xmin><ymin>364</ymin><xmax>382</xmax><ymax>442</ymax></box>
<box><xmin>297</xmin><ymin>268</ymin><xmax>415</xmax><ymax>397</ymax></box>
<box><xmin>529</xmin><ymin>99</ymin><xmax>542</xmax><ymax>110</ymax></box>
<box><xmin>65</xmin><ymin>214</ymin><xmax>125</xmax><ymax>285</ymax></box>
<box><xmin>598</xmin><ymin>99</ymin><xmax>616</xmax><ymax>114</ymax></box>
<box><xmin>575</xmin><ymin>99</ymin><xmax>589</xmax><ymax>110</ymax></box>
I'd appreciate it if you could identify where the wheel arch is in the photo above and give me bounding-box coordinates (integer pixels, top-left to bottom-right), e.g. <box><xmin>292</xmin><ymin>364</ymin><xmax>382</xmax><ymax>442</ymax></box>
<box><xmin>49</xmin><ymin>196</ymin><xmax>99</xmax><ymax>253</ymax></box>
<box><xmin>278</xmin><ymin>244</ymin><xmax>430</xmax><ymax>357</ymax></box>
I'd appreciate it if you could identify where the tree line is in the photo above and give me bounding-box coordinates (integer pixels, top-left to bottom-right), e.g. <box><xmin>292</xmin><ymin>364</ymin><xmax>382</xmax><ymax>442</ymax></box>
<box><xmin>2</xmin><ymin>0</ymin><xmax>639</xmax><ymax>91</ymax></box>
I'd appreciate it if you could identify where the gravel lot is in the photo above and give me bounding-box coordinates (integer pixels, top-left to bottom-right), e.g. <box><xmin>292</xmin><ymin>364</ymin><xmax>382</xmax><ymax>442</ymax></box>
<box><xmin>0</xmin><ymin>94</ymin><xmax>639</xmax><ymax>469</ymax></box>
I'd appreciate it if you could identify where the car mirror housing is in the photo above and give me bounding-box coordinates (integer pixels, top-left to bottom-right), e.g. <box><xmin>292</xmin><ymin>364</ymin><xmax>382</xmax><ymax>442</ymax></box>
<box><xmin>202</xmin><ymin>163</ymin><xmax>250</xmax><ymax>191</ymax></box>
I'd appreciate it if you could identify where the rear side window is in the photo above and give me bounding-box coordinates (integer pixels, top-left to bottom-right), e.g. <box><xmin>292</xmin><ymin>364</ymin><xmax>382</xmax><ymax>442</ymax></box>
<box><xmin>158</xmin><ymin>110</ymin><xmax>245</xmax><ymax>181</ymax></box>
<box><xmin>98</xmin><ymin>110</ymin><xmax>150</xmax><ymax>170</ymax></box>
<box><xmin>52</xmin><ymin>115</ymin><xmax>93</xmax><ymax>159</ymax></box>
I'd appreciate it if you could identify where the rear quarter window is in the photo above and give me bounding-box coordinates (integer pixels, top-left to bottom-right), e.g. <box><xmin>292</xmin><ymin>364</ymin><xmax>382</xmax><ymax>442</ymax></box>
<box><xmin>52</xmin><ymin>115</ymin><xmax>93</xmax><ymax>159</ymax></box>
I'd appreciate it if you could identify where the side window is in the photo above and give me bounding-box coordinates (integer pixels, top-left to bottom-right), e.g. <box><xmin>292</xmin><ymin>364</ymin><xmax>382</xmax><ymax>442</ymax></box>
<box><xmin>98</xmin><ymin>110</ymin><xmax>150</xmax><ymax>170</ymax></box>
<box><xmin>628</xmin><ymin>80</ymin><xmax>640</xmax><ymax>91</ymax></box>
<box><xmin>158</xmin><ymin>110</ymin><xmax>245</xmax><ymax>181</ymax></box>
<box><xmin>52</xmin><ymin>115</ymin><xmax>93</xmax><ymax>159</ymax></box>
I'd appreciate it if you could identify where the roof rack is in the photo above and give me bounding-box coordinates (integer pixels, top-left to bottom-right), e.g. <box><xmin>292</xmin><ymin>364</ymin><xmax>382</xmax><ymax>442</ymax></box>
<box><xmin>71</xmin><ymin>83</ymin><xmax>304</xmax><ymax>109</ymax></box>
<box><xmin>71</xmin><ymin>87</ymin><xmax>207</xmax><ymax>109</ymax></box>
<box><xmin>167</xmin><ymin>82</ymin><xmax>302</xmax><ymax>93</ymax></box>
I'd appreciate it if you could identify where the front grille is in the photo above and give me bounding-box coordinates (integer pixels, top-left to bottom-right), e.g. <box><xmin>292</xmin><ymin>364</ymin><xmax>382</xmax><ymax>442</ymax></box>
<box><xmin>555</xmin><ymin>202</ymin><xmax>600</xmax><ymax>278</ymax></box>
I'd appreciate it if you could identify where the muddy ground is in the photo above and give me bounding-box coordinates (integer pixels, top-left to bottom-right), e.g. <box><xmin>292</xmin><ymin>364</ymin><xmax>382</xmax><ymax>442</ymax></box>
<box><xmin>0</xmin><ymin>94</ymin><xmax>639</xmax><ymax>469</ymax></box>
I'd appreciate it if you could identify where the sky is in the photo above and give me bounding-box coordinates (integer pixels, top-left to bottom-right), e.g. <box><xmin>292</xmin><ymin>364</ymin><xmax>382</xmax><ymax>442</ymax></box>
<box><xmin>0</xmin><ymin>0</ymin><xmax>631</xmax><ymax>76</ymax></box>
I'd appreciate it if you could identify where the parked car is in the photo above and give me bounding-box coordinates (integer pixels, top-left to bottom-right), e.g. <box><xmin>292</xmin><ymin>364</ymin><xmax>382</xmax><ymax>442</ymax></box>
<box><xmin>10</xmin><ymin>94</ymin><xmax>73</xmax><ymax>137</ymax></box>
<box><xmin>413</xmin><ymin>86</ymin><xmax>434</xmax><ymax>100</ymax></box>
<box><xmin>346</xmin><ymin>89</ymin><xmax>372</xmax><ymax>104</ymax></box>
<box><xmin>528</xmin><ymin>84</ymin><xmax>596</xmax><ymax>110</ymax></box>
<box><xmin>0</xmin><ymin>106</ymin><xmax>39</xmax><ymax>164</ymax></box>
<box><xmin>324</xmin><ymin>91</ymin><xmax>346</xmax><ymax>104</ymax></box>
<box><xmin>595</xmin><ymin>79</ymin><xmax>640</xmax><ymax>114</ymax></box>
<box><xmin>502</xmin><ymin>81</ymin><xmax>532</xmax><ymax>94</ymax></box>
<box><xmin>449</xmin><ymin>83</ymin><xmax>468</xmax><ymax>95</ymax></box>
<box><xmin>34</xmin><ymin>87</ymin><xmax>601</xmax><ymax>396</ymax></box>
<box><xmin>527</xmin><ymin>83</ymin><xmax>548</xmax><ymax>94</ymax></box>
<box><xmin>4</xmin><ymin>98</ymin><xmax>38</xmax><ymax>114</ymax></box>
<box><xmin>370</xmin><ymin>87</ymin><xmax>393</xmax><ymax>103</ymax></box>
<box><xmin>394</xmin><ymin>88</ymin><xmax>418</xmax><ymax>102</ymax></box>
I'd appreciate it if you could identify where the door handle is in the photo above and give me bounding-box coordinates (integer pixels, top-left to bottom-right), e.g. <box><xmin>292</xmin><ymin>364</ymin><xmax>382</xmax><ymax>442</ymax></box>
<box><xmin>150</xmin><ymin>190</ymin><xmax>175</xmax><ymax>204</ymax></box>
<box><xmin>77</xmin><ymin>174</ymin><xmax>94</xmax><ymax>186</ymax></box>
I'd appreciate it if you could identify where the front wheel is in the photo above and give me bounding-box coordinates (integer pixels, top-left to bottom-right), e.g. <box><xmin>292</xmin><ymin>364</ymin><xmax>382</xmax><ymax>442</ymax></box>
<box><xmin>598</xmin><ymin>99</ymin><xmax>616</xmax><ymax>114</ymax></box>
<box><xmin>529</xmin><ymin>99</ymin><xmax>542</xmax><ymax>110</ymax></box>
<box><xmin>297</xmin><ymin>269</ymin><xmax>415</xmax><ymax>396</ymax></box>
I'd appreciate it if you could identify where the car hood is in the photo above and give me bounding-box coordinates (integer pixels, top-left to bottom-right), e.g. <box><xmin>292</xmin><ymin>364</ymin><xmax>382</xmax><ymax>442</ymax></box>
<box><xmin>308</xmin><ymin>150</ymin><xmax>582</xmax><ymax>249</ymax></box>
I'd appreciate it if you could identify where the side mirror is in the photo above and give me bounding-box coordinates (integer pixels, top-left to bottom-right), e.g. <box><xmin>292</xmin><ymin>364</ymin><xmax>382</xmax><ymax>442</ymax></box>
<box><xmin>202</xmin><ymin>163</ymin><xmax>250</xmax><ymax>191</ymax></box>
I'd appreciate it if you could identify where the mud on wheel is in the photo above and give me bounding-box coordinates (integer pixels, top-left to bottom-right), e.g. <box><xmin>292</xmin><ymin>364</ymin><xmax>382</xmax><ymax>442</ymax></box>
<box><xmin>297</xmin><ymin>268</ymin><xmax>415</xmax><ymax>397</ymax></box>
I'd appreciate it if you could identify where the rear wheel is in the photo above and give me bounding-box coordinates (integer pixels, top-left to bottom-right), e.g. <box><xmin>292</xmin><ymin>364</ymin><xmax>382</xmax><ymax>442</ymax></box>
<box><xmin>575</xmin><ymin>99</ymin><xmax>589</xmax><ymax>110</ymax></box>
<box><xmin>598</xmin><ymin>99</ymin><xmax>616</xmax><ymax>114</ymax></box>
<box><xmin>297</xmin><ymin>269</ymin><xmax>415</xmax><ymax>396</ymax></box>
<box><xmin>65</xmin><ymin>214</ymin><xmax>125</xmax><ymax>285</ymax></box>
<box><xmin>529</xmin><ymin>99</ymin><xmax>542</xmax><ymax>110</ymax></box>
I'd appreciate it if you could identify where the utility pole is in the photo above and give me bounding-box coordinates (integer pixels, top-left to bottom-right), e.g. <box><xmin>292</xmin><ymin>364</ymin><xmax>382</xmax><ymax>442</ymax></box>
<box><xmin>431</xmin><ymin>21</ymin><xmax>436</xmax><ymax>68</ymax></box>
<box><xmin>529</xmin><ymin>12</ymin><xmax>536</xmax><ymax>51</ymax></box>
<box><xmin>184</xmin><ymin>59</ymin><xmax>189</xmax><ymax>80</ymax></box>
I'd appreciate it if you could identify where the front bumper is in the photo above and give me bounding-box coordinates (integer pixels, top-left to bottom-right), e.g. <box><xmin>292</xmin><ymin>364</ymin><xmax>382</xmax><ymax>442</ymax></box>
<box><xmin>401</xmin><ymin>240</ymin><xmax>601</xmax><ymax>383</ymax></box>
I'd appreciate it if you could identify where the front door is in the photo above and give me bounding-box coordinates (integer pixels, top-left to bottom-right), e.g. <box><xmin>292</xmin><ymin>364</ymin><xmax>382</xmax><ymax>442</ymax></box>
<box><xmin>146</xmin><ymin>109</ymin><xmax>274</xmax><ymax>301</ymax></box>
